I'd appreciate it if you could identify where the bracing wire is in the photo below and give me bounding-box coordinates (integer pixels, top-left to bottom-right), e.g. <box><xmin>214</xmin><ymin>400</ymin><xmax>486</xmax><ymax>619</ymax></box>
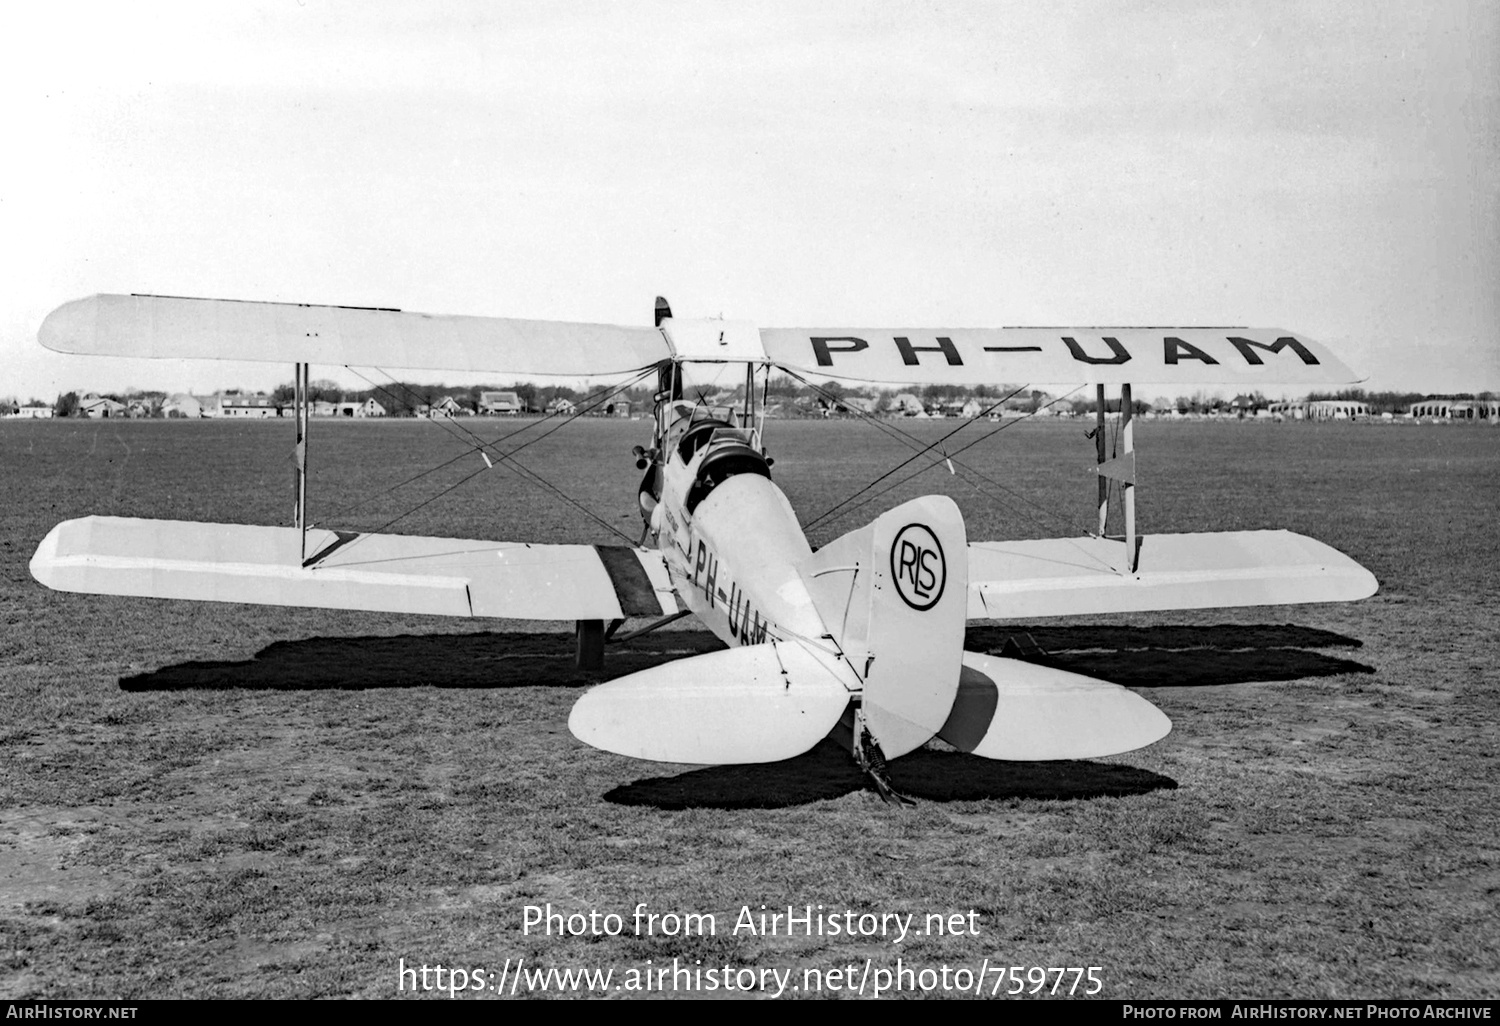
<box><xmin>781</xmin><ymin>369</ymin><xmax>1078</xmax><ymax>534</ymax></box>
<box><xmin>798</xmin><ymin>381</ymin><xmax>1031</xmax><ymax>533</ymax></box>
<box><xmin>781</xmin><ymin>373</ymin><xmax>1118</xmax><ymax>575</ymax></box>
<box><xmin>305</xmin><ymin>367</ymin><xmax>654</xmax><ymax>553</ymax></box>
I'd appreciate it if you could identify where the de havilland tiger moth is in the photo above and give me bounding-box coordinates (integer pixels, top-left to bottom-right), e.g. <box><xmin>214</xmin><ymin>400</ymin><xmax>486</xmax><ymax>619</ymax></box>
<box><xmin>30</xmin><ymin>293</ymin><xmax>1378</xmax><ymax>798</ymax></box>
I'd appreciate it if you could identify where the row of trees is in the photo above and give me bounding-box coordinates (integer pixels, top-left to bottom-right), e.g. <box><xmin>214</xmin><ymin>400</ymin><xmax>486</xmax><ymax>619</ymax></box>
<box><xmin>14</xmin><ymin>384</ymin><xmax>1494</xmax><ymax>419</ymax></box>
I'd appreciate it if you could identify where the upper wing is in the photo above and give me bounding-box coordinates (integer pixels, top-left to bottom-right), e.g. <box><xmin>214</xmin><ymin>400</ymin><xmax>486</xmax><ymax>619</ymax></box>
<box><xmin>967</xmin><ymin>530</ymin><xmax>1377</xmax><ymax>620</ymax></box>
<box><xmin>40</xmin><ymin>297</ymin><xmax>1362</xmax><ymax>386</ymax></box>
<box><xmin>761</xmin><ymin>327</ymin><xmax>1361</xmax><ymax>386</ymax></box>
<box><xmin>40</xmin><ymin>294</ymin><xmax>669</xmax><ymax>376</ymax></box>
<box><xmin>31</xmin><ymin>516</ymin><xmax>679</xmax><ymax>620</ymax></box>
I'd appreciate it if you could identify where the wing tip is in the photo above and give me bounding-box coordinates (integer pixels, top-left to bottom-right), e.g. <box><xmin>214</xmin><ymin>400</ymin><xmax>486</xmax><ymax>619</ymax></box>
<box><xmin>38</xmin><ymin>295</ymin><xmax>101</xmax><ymax>354</ymax></box>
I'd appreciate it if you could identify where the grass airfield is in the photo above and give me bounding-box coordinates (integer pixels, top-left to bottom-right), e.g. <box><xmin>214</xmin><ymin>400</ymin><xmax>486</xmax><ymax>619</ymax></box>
<box><xmin>0</xmin><ymin>415</ymin><xmax>1496</xmax><ymax>999</ymax></box>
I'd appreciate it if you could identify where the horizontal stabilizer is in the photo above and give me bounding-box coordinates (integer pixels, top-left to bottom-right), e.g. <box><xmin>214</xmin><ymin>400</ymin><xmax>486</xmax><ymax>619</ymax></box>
<box><xmin>40</xmin><ymin>294</ymin><xmax>670</xmax><ymax>377</ymax></box>
<box><xmin>31</xmin><ymin>516</ymin><xmax>677</xmax><ymax>620</ymax></box>
<box><xmin>939</xmin><ymin>653</ymin><xmax>1170</xmax><ymax>760</ymax></box>
<box><xmin>568</xmin><ymin>642</ymin><xmax>855</xmax><ymax>764</ymax></box>
<box><xmin>968</xmin><ymin>530</ymin><xmax>1377</xmax><ymax>620</ymax></box>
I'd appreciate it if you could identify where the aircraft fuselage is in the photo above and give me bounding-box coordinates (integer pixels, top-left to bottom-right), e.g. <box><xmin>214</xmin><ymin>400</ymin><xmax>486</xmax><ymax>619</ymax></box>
<box><xmin>645</xmin><ymin>400</ymin><xmax>832</xmax><ymax>656</ymax></box>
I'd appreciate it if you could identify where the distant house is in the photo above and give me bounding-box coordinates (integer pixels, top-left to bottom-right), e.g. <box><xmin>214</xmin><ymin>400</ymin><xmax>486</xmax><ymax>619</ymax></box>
<box><xmin>604</xmin><ymin>400</ymin><xmax>632</xmax><ymax>418</ymax></box>
<box><xmin>893</xmin><ymin>393</ymin><xmax>923</xmax><ymax>416</ymax></box>
<box><xmin>78</xmin><ymin>394</ymin><xmax>128</xmax><ymax>418</ymax></box>
<box><xmin>161</xmin><ymin>394</ymin><xmax>204</xmax><ymax>418</ymax></box>
<box><xmin>312</xmin><ymin>400</ymin><xmax>338</xmax><ymax>417</ymax></box>
<box><xmin>219</xmin><ymin>394</ymin><xmax>282</xmax><ymax>418</ymax></box>
<box><xmin>479</xmin><ymin>390</ymin><xmax>523</xmax><ymax>415</ymax></box>
<box><xmin>1230</xmin><ymin>395</ymin><xmax>1268</xmax><ymax>418</ymax></box>
<box><xmin>333</xmin><ymin>399</ymin><xmax>386</xmax><ymax>418</ymax></box>
<box><xmin>428</xmin><ymin>396</ymin><xmax>470</xmax><ymax>417</ymax></box>
<box><xmin>546</xmin><ymin>397</ymin><xmax>576</xmax><ymax>415</ymax></box>
<box><xmin>15</xmin><ymin>404</ymin><xmax>53</xmax><ymax>419</ymax></box>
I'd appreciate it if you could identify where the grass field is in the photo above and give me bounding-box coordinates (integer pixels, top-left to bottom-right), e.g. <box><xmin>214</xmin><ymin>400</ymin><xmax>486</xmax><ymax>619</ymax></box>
<box><xmin>1</xmin><ymin>415</ymin><xmax>1496</xmax><ymax>999</ymax></box>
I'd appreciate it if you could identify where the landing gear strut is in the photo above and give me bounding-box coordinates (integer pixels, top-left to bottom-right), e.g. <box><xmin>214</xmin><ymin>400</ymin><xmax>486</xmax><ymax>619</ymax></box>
<box><xmin>850</xmin><ymin>705</ymin><xmax>914</xmax><ymax>807</ymax></box>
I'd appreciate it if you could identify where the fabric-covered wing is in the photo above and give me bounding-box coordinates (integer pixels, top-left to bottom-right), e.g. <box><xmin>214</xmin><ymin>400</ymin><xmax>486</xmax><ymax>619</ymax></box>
<box><xmin>761</xmin><ymin>327</ymin><xmax>1360</xmax><ymax>386</ymax></box>
<box><xmin>40</xmin><ymin>294</ymin><xmax>670</xmax><ymax>376</ymax></box>
<box><xmin>967</xmin><ymin>530</ymin><xmax>1377</xmax><ymax>620</ymax></box>
<box><xmin>31</xmin><ymin>517</ymin><xmax>679</xmax><ymax>620</ymax></box>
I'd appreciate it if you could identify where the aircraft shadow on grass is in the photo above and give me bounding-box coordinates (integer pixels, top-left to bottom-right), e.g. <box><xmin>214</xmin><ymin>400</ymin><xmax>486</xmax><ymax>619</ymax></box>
<box><xmin>603</xmin><ymin>740</ymin><xmax>1178</xmax><ymax>809</ymax></box>
<box><xmin>118</xmin><ymin>622</ymin><xmax>1370</xmax><ymax>809</ymax></box>
<box><xmin>964</xmin><ymin>623</ymin><xmax>1374</xmax><ymax>690</ymax></box>
<box><xmin>120</xmin><ymin>622</ymin><xmax>1373</xmax><ymax>694</ymax></box>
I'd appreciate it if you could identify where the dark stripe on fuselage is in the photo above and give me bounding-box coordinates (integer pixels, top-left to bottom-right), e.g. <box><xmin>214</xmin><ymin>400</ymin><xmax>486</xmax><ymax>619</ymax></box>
<box><xmin>594</xmin><ymin>546</ymin><xmax>666</xmax><ymax>616</ymax></box>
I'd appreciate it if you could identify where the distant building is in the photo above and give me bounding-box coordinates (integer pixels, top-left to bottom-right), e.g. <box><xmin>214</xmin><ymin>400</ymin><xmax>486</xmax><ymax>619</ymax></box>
<box><xmin>333</xmin><ymin>398</ymin><xmax>386</xmax><ymax>418</ymax></box>
<box><xmin>161</xmin><ymin>394</ymin><xmax>203</xmax><ymax>418</ymax></box>
<box><xmin>428</xmin><ymin>396</ymin><xmax>470</xmax><ymax>417</ymax></box>
<box><xmin>1409</xmin><ymin>399</ymin><xmax>1499</xmax><ymax>421</ymax></box>
<box><xmin>1306</xmin><ymin>400</ymin><xmax>1369</xmax><ymax>420</ymax></box>
<box><xmin>14</xmin><ymin>404</ymin><xmax>53</xmax><ymax>419</ymax></box>
<box><xmin>78</xmin><ymin>394</ymin><xmax>127</xmax><ymax>418</ymax></box>
<box><xmin>218</xmin><ymin>394</ymin><xmax>282</xmax><ymax>418</ymax></box>
<box><xmin>1230</xmin><ymin>395</ymin><xmax>1266</xmax><ymax>417</ymax></box>
<box><xmin>479</xmin><ymin>391</ymin><xmax>523</xmax><ymax>415</ymax></box>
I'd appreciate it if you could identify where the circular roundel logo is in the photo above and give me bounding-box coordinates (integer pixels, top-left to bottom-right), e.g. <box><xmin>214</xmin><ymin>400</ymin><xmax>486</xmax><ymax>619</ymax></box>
<box><xmin>889</xmin><ymin>523</ymin><xmax>946</xmax><ymax>611</ymax></box>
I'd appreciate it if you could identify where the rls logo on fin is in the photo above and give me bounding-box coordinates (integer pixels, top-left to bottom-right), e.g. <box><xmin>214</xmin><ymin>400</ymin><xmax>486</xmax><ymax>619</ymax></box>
<box><xmin>890</xmin><ymin>524</ymin><xmax>946</xmax><ymax>610</ymax></box>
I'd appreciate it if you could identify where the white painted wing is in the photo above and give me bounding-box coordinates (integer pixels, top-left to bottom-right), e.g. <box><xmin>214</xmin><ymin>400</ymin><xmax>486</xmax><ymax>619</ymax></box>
<box><xmin>967</xmin><ymin>530</ymin><xmax>1378</xmax><ymax>620</ymax></box>
<box><xmin>568</xmin><ymin>642</ymin><xmax>855</xmax><ymax>764</ymax></box>
<box><xmin>30</xmin><ymin>516</ymin><xmax>678</xmax><ymax>620</ymax></box>
<box><xmin>40</xmin><ymin>294</ymin><xmax>669</xmax><ymax>376</ymax></box>
<box><xmin>760</xmin><ymin>327</ymin><xmax>1360</xmax><ymax>386</ymax></box>
<box><xmin>938</xmin><ymin>653</ymin><xmax>1171</xmax><ymax>760</ymax></box>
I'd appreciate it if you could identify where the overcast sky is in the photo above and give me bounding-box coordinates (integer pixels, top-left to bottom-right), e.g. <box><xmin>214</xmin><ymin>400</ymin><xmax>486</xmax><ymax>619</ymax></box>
<box><xmin>1</xmin><ymin>1</ymin><xmax>1495</xmax><ymax>400</ymax></box>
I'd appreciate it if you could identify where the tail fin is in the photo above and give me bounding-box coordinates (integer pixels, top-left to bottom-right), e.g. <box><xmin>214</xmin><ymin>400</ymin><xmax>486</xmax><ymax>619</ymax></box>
<box><xmin>801</xmin><ymin>496</ymin><xmax>968</xmax><ymax>758</ymax></box>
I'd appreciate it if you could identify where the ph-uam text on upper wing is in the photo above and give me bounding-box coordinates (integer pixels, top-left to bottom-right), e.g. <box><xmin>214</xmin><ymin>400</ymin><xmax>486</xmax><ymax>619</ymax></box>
<box><xmin>760</xmin><ymin>327</ymin><xmax>1360</xmax><ymax>386</ymax></box>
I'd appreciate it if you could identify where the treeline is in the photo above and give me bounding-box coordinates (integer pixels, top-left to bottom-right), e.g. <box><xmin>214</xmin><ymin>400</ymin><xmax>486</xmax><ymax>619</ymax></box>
<box><xmin>20</xmin><ymin>382</ymin><xmax>1495</xmax><ymax>419</ymax></box>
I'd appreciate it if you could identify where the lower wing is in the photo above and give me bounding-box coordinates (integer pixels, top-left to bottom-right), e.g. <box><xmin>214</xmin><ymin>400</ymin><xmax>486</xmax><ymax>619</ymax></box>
<box><xmin>967</xmin><ymin>530</ymin><xmax>1377</xmax><ymax>619</ymax></box>
<box><xmin>31</xmin><ymin>516</ymin><xmax>678</xmax><ymax>620</ymax></box>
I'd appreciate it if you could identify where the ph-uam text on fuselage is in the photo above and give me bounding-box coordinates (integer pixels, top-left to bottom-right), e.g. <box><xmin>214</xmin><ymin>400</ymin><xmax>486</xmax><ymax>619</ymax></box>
<box><xmin>688</xmin><ymin>536</ymin><xmax>769</xmax><ymax>645</ymax></box>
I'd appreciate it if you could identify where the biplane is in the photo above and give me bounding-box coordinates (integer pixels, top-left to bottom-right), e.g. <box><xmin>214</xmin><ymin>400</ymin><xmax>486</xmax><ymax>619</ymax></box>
<box><xmin>31</xmin><ymin>293</ymin><xmax>1377</xmax><ymax>799</ymax></box>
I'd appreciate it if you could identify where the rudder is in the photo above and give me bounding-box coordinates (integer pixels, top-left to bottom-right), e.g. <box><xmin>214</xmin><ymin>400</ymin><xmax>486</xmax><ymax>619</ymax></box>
<box><xmin>802</xmin><ymin>495</ymin><xmax>968</xmax><ymax>758</ymax></box>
